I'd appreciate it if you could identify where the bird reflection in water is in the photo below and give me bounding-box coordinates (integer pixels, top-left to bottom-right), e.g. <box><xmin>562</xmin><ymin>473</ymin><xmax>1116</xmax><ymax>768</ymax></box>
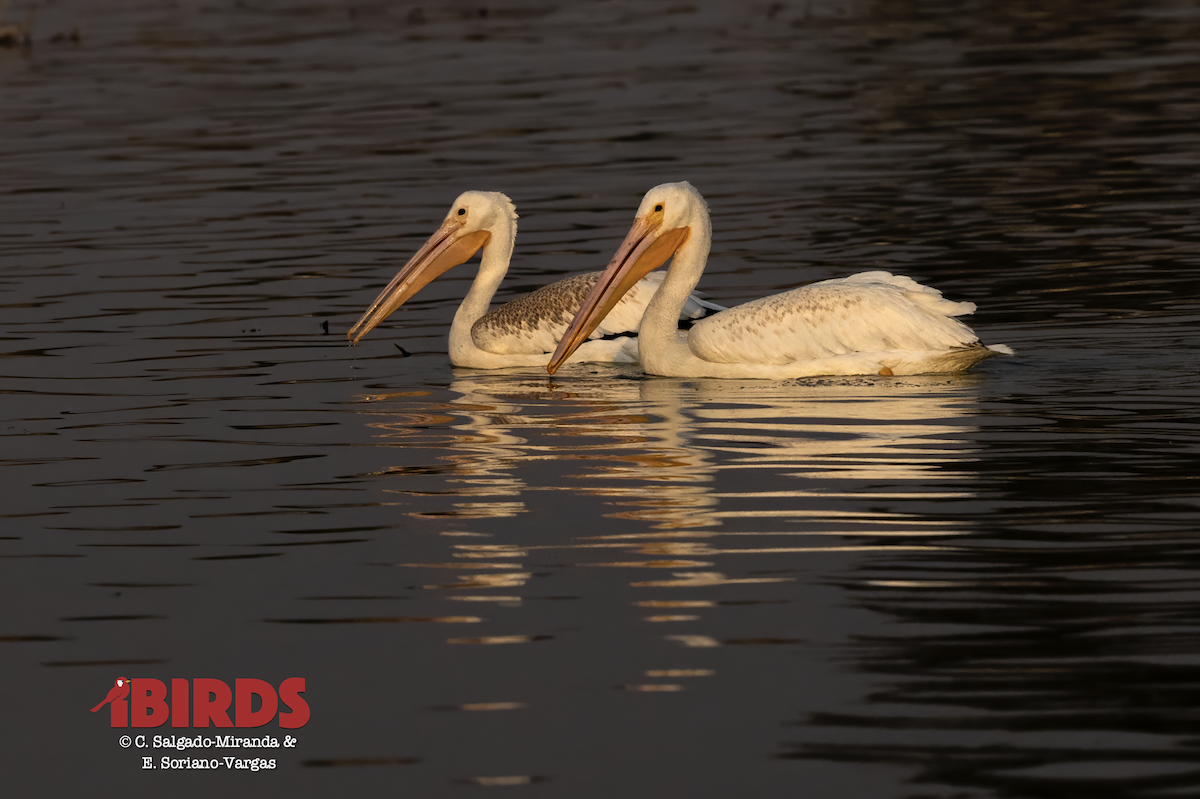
<box><xmin>354</xmin><ymin>373</ymin><xmax>987</xmax><ymax>662</ymax></box>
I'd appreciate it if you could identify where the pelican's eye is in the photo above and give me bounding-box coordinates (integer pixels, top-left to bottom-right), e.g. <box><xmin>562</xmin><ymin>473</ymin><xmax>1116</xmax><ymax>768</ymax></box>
<box><xmin>457</xmin><ymin>208</ymin><xmax>466</xmax><ymax>216</ymax></box>
<box><xmin>654</xmin><ymin>204</ymin><xmax>663</xmax><ymax>213</ymax></box>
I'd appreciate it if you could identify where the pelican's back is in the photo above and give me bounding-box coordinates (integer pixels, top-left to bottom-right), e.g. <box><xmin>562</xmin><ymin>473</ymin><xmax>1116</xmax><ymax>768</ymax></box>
<box><xmin>687</xmin><ymin>271</ymin><xmax>984</xmax><ymax>366</ymax></box>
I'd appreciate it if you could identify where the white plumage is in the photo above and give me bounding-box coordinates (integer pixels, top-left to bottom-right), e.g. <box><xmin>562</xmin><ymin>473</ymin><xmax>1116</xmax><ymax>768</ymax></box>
<box><xmin>347</xmin><ymin>191</ymin><xmax>721</xmax><ymax>369</ymax></box>
<box><xmin>549</xmin><ymin>182</ymin><xmax>1011</xmax><ymax>378</ymax></box>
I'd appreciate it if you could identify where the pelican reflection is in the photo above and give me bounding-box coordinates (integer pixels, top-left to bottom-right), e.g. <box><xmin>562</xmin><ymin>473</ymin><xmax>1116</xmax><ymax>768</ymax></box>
<box><xmin>357</xmin><ymin>371</ymin><xmax>987</xmax><ymax>575</ymax></box>
<box><xmin>354</xmin><ymin>371</ymin><xmax>988</xmax><ymax>698</ymax></box>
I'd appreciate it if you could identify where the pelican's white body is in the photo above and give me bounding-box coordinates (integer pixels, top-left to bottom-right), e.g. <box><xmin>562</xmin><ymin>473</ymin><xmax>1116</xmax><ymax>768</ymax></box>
<box><xmin>573</xmin><ymin>182</ymin><xmax>1011</xmax><ymax>378</ymax></box>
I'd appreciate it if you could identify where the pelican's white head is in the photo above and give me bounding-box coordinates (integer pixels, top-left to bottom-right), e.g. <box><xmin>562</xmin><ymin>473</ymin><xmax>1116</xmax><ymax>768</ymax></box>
<box><xmin>347</xmin><ymin>191</ymin><xmax>518</xmax><ymax>344</ymax></box>
<box><xmin>547</xmin><ymin>181</ymin><xmax>711</xmax><ymax>373</ymax></box>
<box><xmin>445</xmin><ymin>190</ymin><xmax>518</xmax><ymax>240</ymax></box>
<box><xmin>633</xmin><ymin>181</ymin><xmax>709</xmax><ymax>236</ymax></box>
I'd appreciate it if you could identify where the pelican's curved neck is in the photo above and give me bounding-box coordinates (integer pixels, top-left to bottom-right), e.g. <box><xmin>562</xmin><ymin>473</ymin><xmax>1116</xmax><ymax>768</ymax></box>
<box><xmin>637</xmin><ymin>209</ymin><xmax>713</xmax><ymax>367</ymax></box>
<box><xmin>449</xmin><ymin>218</ymin><xmax>515</xmax><ymax>355</ymax></box>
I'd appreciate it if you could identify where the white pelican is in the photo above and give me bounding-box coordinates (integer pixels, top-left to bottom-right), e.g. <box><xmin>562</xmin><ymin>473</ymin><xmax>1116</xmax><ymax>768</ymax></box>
<box><xmin>347</xmin><ymin>191</ymin><xmax>722</xmax><ymax>369</ymax></box>
<box><xmin>548</xmin><ymin>182</ymin><xmax>1012</xmax><ymax>378</ymax></box>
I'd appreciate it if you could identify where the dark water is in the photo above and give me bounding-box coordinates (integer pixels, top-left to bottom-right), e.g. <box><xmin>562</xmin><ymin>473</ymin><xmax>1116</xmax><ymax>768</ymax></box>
<box><xmin>4</xmin><ymin>0</ymin><xmax>1200</xmax><ymax>796</ymax></box>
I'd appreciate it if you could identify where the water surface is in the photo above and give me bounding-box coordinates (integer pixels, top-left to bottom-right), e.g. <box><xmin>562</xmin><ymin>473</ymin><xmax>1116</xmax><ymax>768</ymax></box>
<box><xmin>4</xmin><ymin>1</ymin><xmax>1200</xmax><ymax>796</ymax></box>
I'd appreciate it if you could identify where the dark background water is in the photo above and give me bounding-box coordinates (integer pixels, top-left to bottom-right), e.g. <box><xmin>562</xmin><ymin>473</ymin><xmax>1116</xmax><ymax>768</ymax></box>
<box><xmin>3</xmin><ymin>0</ymin><xmax>1200</xmax><ymax>796</ymax></box>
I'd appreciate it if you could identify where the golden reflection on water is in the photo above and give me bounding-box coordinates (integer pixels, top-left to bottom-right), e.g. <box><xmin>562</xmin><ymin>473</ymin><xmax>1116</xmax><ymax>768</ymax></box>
<box><xmin>646</xmin><ymin>669</ymin><xmax>715</xmax><ymax>678</ymax></box>
<box><xmin>357</xmin><ymin>371</ymin><xmax>985</xmax><ymax>663</ymax></box>
<box><xmin>459</xmin><ymin>702</ymin><xmax>525</xmax><ymax>711</ymax></box>
<box><xmin>448</xmin><ymin>635</ymin><xmax>553</xmax><ymax>646</ymax></box>
<box><xmin>472</xmin><ymin>776</ymin><xmax>541</xmax><ymax>787</ymax></box>
<box><xmin>630</xmin><ymin>572</ymin><xmax>793</xmax><ymax>588</ymax></box>
<box><xmin>360</xmin><ymin>371</ymin><xmax>983</xmax><ymax>528</ymax></box>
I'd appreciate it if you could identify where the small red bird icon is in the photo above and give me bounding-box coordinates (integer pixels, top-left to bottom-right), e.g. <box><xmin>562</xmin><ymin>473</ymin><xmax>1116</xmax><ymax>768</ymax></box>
<box><xmin>91</xmin><ymin>677</ymin><xmax>130</xmax><ymax>712</ymax></box>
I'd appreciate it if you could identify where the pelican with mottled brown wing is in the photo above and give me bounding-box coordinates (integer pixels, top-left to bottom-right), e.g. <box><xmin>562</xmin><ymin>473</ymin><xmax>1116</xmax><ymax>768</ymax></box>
<box><xmin>548</xmin><ymin>182</ymin><xmax>1012</xmax><ymax>378</ymax></box>
<box><xmin>347</xmin><ymin>191</ymin><xmax>722</xmax><ymax>369</ymax></box>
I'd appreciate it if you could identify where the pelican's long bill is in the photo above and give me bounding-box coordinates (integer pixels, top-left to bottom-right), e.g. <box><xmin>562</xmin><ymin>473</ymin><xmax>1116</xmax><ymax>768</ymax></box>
<box><xmin>347</xmin><ymin>218</ymin><xmax>491</xmax><ymax>344</ymax></box>
<box><xmin>546</xmin><ymin>211</ymin><xmax>689</xmax><ymax>374</ymax></box>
